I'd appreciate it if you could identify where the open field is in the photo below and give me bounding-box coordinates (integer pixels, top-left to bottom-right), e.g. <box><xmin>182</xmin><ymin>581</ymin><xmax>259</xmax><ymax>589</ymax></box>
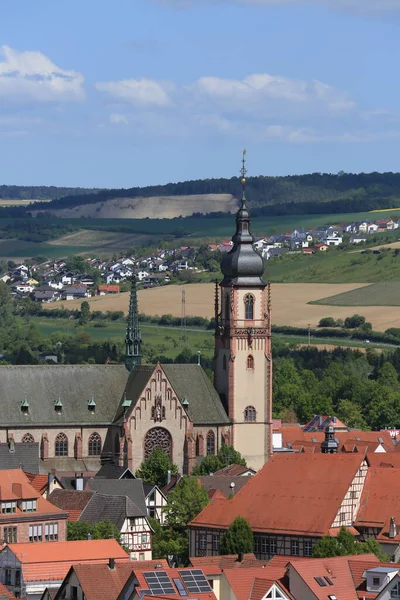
<box><xmin>44</xmin><ymin>281</ymin><xmax>400</xmax><ymax>332</ymax></box>
<box><xmin>47</xmin><ymin>229</ymin><xmax>152</xmax><ymax>253</ymax></box>
<box><xmin>311</xmin><ymin>282</ymin><xmax>400</xmax><ymax>307</ymax></box>
<box><xmin>0</xmin><ymin>199</ymin><xmax>52</xmax><ymax>207</ymax></box>
<box><xmin>350</xmin><ymin>241</ymin><xmax>400</xmax><ymax>253</ymax></box>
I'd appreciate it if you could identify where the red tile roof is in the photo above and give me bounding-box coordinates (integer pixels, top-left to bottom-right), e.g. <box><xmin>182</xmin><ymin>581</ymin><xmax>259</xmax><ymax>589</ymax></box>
<box><xmin>71</xmin><ymin>563</ymin><xmax>133</xmax><ymax>600</ymax></box>
<box><xmin>24</xmin><ymin>473</ymin><xmax>48</xmax><ymax>495</ymax></box>
<box><xmin>212</xmin><ymin>464</ymin><xmax>255</xmax><ymax>477</ymax></box>
<box><xmin>5</xmin><ymin>539</ymin><xmax>129</xmax><ymax>582</ymax></box>
<box><xmin>189</xmin><ymin>554</ymin><xmax>268</xmax><ymax>571</ymax></box>
<box><xmin>223</xmin><ymin>566</ymin><xmax>288</xmax><ymax>600</ymax></box>
<box><xmin>356</xmin><ymin>466</ymin><xmax>400</xmax><ymax>541</ymax></box>
<box><xmin>48</xmin><ymin>489</ymin><xmax>94</xmax><ymax>521</ymax></box>
<box><xmin>98</xmin><ymin>285</ymin><xmax>120</xmax><ymax>292</ymax></box>
<box><xmin>191</xmin><ymin>454</ymin><xmax>364</xmax><ymax>536</ymax></box>
<box><xmin>135</xmin><ymin>567</ymin><xmax>217</xmax><ymax>600</ymax></box>
<box><xmin>0</xmin><ymin>470</ymin><xmax>66</xmax><ymax>520</ymax></box>
<box><xmin>280</xmin><ymin>428</ymin><xmax>395</xmax><ymax>453</ymax></box>
<box><xmin>0</xmin><ymin>582</ymin><xmax>20</xmax><ymax>599</ymax></box>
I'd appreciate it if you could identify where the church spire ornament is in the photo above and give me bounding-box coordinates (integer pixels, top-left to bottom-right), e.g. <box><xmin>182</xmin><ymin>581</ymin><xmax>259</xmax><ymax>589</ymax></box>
<box><xmin>125</xmin><ymin>275</ymin><xmax>142</xmax><ymax>372</ymax></box>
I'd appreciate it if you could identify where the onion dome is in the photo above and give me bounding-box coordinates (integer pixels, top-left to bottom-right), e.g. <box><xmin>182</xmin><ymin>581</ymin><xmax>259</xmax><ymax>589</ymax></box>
<box><xmin>221</xmin><ymin>151</ymin><xmax>265</xmax><ymax>287</ymax></box>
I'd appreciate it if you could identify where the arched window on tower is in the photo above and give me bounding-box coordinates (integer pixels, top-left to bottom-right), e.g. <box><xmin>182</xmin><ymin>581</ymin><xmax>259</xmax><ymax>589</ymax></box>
<box><xmin>244</xmin><ymin>294</ymin><xmax>254</xmax><ymax>320</ymax></box>
<box><xmin>206</xmin><ymin>431</ymin><xmax>215</xmax><ymax>455</ymax></box>
<box><xmin>244</xmin><ymin>406</ymin><xmax>257</xmax><ymax>422</ymax></box>
<box><xmin>88</xmin><ymin>432</ymin><xmax>102</xmax><ymax>456</ymax></box>
<box><xmin>22</xmin><ymin>433</ymin><xmax>34</xmax><ymax>443</ymax></box>
<box><xmin>55</xmin><ymin>433</ymin><xmax>68</xmax><ymax>457</ymax></box>
<box><xmin>247</xmin><ymin>355</ymin><xmax>254</xmax><ymax>369</ymax></box>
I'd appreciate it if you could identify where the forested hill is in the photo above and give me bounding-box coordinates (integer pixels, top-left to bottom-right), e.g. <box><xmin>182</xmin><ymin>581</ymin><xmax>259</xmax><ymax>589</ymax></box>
<box><xmin>5</xmin><ymin>171</ymin><xmax>400</xmax><ymax>217</ymax></box>
<box><xmin>0</xmin><ymin>185</ymin><xmax>102</xmax><ymax>201</ymax></box>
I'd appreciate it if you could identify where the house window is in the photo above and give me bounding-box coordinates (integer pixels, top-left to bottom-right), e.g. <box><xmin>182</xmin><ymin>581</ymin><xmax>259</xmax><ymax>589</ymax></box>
<box><xmin>55</xmin><ymin>432</ymin><xmax>68</xmax><ymax>457</ymax></box>
<box><xmin>22</xmin><ymin>500</ymin><xmax>37</xmax><ymax>512</ymax></box>
<box><xmin>270</xmin><ymin>538</ymin><xmax>277</xmax><ymax>554</ymax></box>
<box><xmin>29</xmin><ymin>524</ymin><xmax>42</xmax><ymax>542</ymax></box>
<box><xmin>139</xmin><ymin>553</ymin><xmax>145</xmax><ymax>561</ymax></box>
<box><xmin>3</xmin><ymin>526</ymin><xmax>17</xmax><ymax>543</ymax></box>
<box><xmin>244</xmin><ymin>406</ymin><xmax>256</xmax><ymax>422</ymax></box>
<box><xmin>5</xmin><ymin>569</ymin><xmax>11</xmax><ymax>586</ymax></box>
<box><xmin>247</xmin><ymin>355</ymin><xmax>254</xmax><ymax>369</ymax></box>
<box><xmin>71</xmin><ymin>586</ymin><xmax>78</xmax><ymax>600</ymax></box>
<box><xmin>304</xmin><ymin>540</ymin><xmax>312</xmax><ymax>557</ymax></box>
<box><xmin>141</xmin><ymin>533</ymin><xmax>149</xmax><ymax>545</ymax></box>
<box><xmin>1</xmin><ymin>501</ymin><xmax>16</xmax><ymax>514</ymax></box>
<box><xmin>261</xmin><ymin>538</ymin><xmax>269</xmax><ymax>554</ymax></box>
<box><xmin>15</xmin><ymin>569</ymin><xmax>21</xmax><ymax>587</ymax></box>
<box><xmin>390</xmin><ymin>582</ymin><xmax>400</xmax><ymax>598</ymax></box>
<box><xmin>350</xmin><ymin>490</ymin><xmax>357</xmax><ymax>499</ymax></box>
<box><xmin>199</xmin><ymin>534</ymin><xmax>207</xmax><ymax>550</ymax></box>
<box><xmin>206</xmin><ymin>431</ymin><xmax>215</xmax><ymax>455</ymax></box>
<box><xmin>213</xmin><ymin>535</ymin><xmax>220</xmax><ymax>551</ymax></box>
<box><xmin>244</xmin><ymin>295</ymin><xmax>254</xmax><ymax>320</ymax></box>
<box><xmin>22</xmin><ymin>433</ymin><xmax>34</xmax><ymax>443</ymax></box>
<box><xmin>88</xmin><ymin>432</ymin><xmax>102</xmax><ymax>456</ymax></box>
<box><xmin>45</xmin><ymin>523</ymin><xmax>58</xmax><ymax>541</ymax></box>
<box><xmin>254</xmin><ymin>538</ymin><xmax>260</xmax><ymax>554</ymax></box>
<box><xmin>339</xmin><ymin>512</ymin><xmax>346</xmax><ymax>523</ymax></box>
<box><xmin>291</xmin><ymin>540</ymin><xmax>299</xmax><ymax>555</ymax></box>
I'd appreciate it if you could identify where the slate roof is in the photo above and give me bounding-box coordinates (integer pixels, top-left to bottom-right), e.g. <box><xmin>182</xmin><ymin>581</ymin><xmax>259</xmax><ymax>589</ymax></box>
<box><xmin>197</xmin><ymin>475</ymin><xmax>251</xmax><ymax>498</ymax></box>
<box><xmin>115</xmin><ymin>363</ymin><xmax>230</xmax><ymax>425</ymax></box>
<box><xmin>0</xmin><ymin>442</ymin><xmax>40</xmax><ymax>473</ymax></box>
<box><xmin>80</xmin><ymin>493</ymin><xmax>144</xmax><ymax>528</ymax></box>
<box><xmin>162</xmin><ymin>364</ymin><xmax>230</xmax><ymax>424</ymax></box>
<box><xmin>86</xmin><ymin>478</ymin><xmax>147</xmax><ymax>515</ymax></box>
<box><xmin>0</xmin><ymin>365</ymin><xmax>128</xmax><ymax>426</ymax></box>
<box><xmin>95</xmin><ymin>463</ymin><xmax>135</xmax><ymax>480</ymax></box>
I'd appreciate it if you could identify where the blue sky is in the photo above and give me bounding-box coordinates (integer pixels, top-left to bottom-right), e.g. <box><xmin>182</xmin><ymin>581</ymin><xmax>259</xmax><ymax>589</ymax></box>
<box><xmin>1</xmin><ymin>0</ymin><xmax>400</xmax><ymax>188</ymax></box>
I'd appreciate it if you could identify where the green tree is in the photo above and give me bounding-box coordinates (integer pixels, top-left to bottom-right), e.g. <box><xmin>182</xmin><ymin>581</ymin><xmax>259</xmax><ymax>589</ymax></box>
<box><xmin>79</xmin><ymin>301</ymin><xmax>91</xmax><ymax>325</ymax></box>
<box><xmin>153</xmin><ymin>477</ymin><xmax>209</xmax><ymax>564</ymax></box>
<box><xmin>312</xmin><ymin>527</ymin><xmax>386</xmax><ymax>559</ymax></box>
<box><xmin>344</xmin><ymin>314</ymin><xmax>366</xmax><ymax>329</ymax></box>
<box><xmin>336</xmin><ymin>399</ymin><xmax>367</xmax><ymax>430</ymax></box>
<box><xmin>192</xmin><ymin>445</ymin><xmax>246</xmax><ymax>476</ymax></box>
<box><xmin>220</xmin><ymin>517</ymin><xmax>253</xmax><ymax>555</ymax></box>
<box><xmin>67</xmin><ymin>519</ymin><xmax>121</xmax><ymax>542</ymax></box>
<box><xmin>136</xmin><ymin>448</ymin><xmax>178</xmax><ymax>488</ymax></box>
<box><xmin>318</xmin><ymin>317</ymin><xmax>337</xmax><ymax>327</ymax></box>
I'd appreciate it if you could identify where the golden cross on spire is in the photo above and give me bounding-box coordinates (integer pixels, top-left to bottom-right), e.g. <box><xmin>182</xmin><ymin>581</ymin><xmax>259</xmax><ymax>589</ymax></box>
<box><xmin>240</xmin><ymin>148</ymin><xmax>247</xmax><ymax>184</ymax></box>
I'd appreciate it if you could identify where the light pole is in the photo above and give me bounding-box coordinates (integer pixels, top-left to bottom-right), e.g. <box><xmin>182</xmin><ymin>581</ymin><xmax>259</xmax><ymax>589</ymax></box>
<box><xmin>308</xmin><ymin>323</ymin><xmax>311</xmax><ymax>346</ymax></box>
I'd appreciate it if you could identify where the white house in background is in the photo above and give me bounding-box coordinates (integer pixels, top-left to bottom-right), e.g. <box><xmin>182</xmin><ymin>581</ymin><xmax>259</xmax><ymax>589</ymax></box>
<box><xmin>61</xmin><ymin>274</ymin><xmax>75</xmax><ymax>285</ymax></box>
<box><xmin>0</xmin><ymin>274</ymin><xmax>11</xmax><ymax>283</ymax></box>
<box><xmin>122</xmin><ymin>258</ymin><xmax>135</xmax><ymax>266</ymax></box>
<box><xmin>143</xmin><ymin>483</ymin><xmax>168</xmax><ymax>525</ymax></box>
<box><xmin>367</xmin><ymin>223</ymin><xmax>379</xmax><ymax>233</ymax></box>
<box><xmin>109</xmin><ymin>262</ymin><xmax>121</xmax><ymax>271</ymax></box>
<box><xmin>387</xmin><ymin>219</ymin><xmax>399</xmax><ymax>230</ymax></box>
<box><xmin>136</xmin><ymin>271</ymin><xmax>149</xmax><ymax>281</ymax></box>
<box><xmin>323</xmin><ymin>230</ymin><xmax>343</xmax><ymax>246</ymax></box>
<box><xmin>47</xmin><ymin>280</ymin><xmax>64</xmax><ymax>290</ymax></box>
<box><xmin>350</xmin><ymin>235</ymin><xmax>368</xmax><ymax>244</ymax></box>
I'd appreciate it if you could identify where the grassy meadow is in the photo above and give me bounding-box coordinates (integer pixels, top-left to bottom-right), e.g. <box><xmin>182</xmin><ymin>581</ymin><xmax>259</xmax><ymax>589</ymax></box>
<box><xmin>310</xmin><ymin>281</ymin><xmax>400</xmax><ymax>306</ymax></box>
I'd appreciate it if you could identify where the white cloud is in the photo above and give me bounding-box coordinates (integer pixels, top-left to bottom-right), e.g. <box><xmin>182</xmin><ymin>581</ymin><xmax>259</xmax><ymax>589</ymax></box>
<box><xmin>0</xmin><ymin>45</ymin><xmax>85</xmax><ymax>102</ymax></box>
<box><xmin>109</xmin><ymin>113</ymin><xmax>129</xmax><ymax>124</ymax></box>
<box><xmin>96</xmin><ymin>71</ymin><xmax>398</xmax><ymax>144</ymax></box>
<box><xmin>96</xmin><ymin>78</ymin><xmax>172</xmax><ymax>107</ymax></box>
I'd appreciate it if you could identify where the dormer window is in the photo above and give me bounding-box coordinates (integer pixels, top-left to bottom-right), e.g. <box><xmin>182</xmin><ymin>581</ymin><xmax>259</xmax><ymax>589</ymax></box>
<box><xmin>21</xmin><ymin>397</ymin><xmax>29</xmax><ymax>414</ymax></box>
<box><xmin>88</xmin><ymin>395</ymin><xmax>96</xmax><ymax>413</ymax></box>
<box><xmin>54</xmin><ymin>396</ymin><xmax>63</xmax><ymax>413</ymax></box>
<box><xmin>21</xmin><ymin>499</ymin><xmax>37</xmax><ymax>512</ymax></box>
<box><xmin>1</xmin><ymin>502</ymin><xmax>16</xmax><ymax>514</ymax></box>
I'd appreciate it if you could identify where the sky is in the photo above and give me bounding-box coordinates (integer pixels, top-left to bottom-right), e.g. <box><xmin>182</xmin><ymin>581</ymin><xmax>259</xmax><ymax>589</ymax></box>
<box><xmin>1</xmin><ymin>0</ymin><xmax>400</xmax><ymax>188</ymax></box>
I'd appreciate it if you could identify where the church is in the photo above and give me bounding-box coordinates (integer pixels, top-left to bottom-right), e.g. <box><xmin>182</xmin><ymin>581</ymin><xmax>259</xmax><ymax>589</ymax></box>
<box><xmin>0</xmin><ymin>161</ymin><xmax>273</xmax><ymax>474</ymax></box>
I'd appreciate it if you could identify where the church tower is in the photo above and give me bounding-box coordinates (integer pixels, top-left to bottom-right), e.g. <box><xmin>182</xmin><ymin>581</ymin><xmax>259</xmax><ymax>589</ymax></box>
<box><xmin>214</xmin><ymin>151</ymin><xmax>273</xmax><ymax>469</ymax></box>
<box><xmin>125</xmin><ymin>276</ymin><xmax>142</xmax><ymax>372</ymax></box>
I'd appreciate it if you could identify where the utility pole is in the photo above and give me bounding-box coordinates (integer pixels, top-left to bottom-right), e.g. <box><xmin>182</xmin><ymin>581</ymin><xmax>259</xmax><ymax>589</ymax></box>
<box><xmin>180</xmin><ymin>287</ymin><xmax>188</xmax><ymax>346</ymax></box>
<box><xmin>308</xmin><ymin>323</ymin><xmax>311</xmax><ymax>346</ymax></box>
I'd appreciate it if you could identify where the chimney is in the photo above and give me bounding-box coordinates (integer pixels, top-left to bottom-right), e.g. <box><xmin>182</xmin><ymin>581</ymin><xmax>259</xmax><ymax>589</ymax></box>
<box><xmin>237</xmin><ymin>552</ymin><xmax>244</xmax><ymax>563</ymax></box>
<box><xmin>108</xmin><ymin>557</ymin><xmax>115</xmax><ymax>570</ymax></box>
<box><xmin>87</xmin><ymin>533</ymin><xmax>91</xmax><ymax>540</ymax></box>
<box><xmin>75</xmin><ymin>472</ymin><xmax>84</xmax><ymax>491</ymax></box>
<box><xmin>333</xmin><ymin>416</ymin><xmax>337</xmax><ymax>424</ymax></box>
<box><xmin>319</xmin><ymin>416</ymin><xmax>322</xmax><ymax>427</ymax></box>
<box><xmin>389</xmin><ymin>516</ymin><xmax>397</xmax><ymax>539</ymax></box>
<box><xmin>167</xmin><ymin>470</ymin><xmax>171</xmax><ymax>485</ymax></box>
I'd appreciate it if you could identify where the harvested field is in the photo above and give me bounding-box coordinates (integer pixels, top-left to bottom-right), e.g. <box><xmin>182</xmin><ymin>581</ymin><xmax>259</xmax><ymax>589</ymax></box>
<box><xmin>350</xmin><ymin>241</ymin><xmax>400</xmax><ymax>253</ymax></box>
<box><xmin>311</xmin><ymin>282</ymin><xmax>400</xmax><ymax>307</ymax></box>
<box><xmin>45</xmin><ymin>281</ymin><xmax>400</xmax><ymax>332</ymax></box>
<box><xmin>47</xmin><ymin>229</ymin><xmax>149</xmax><ymax>253</ymax></box>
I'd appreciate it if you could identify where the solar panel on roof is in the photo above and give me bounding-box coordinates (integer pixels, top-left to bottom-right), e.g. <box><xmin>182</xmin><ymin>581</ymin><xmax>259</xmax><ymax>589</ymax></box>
<box><xmin>324</xmin><ymin>576</ymin><xmax>334</xmax><ymax>586</ymax></box>
<box><xmin>173</xmin><ymin>578</ymin><xmax>188</xmax><ymax>597</ymax></box>
<box><xmin>178</xmin><ymin>570</ymin><xmax>211</xmax><ymax>594</ymax></box>
<box><xmin>378</xmin><ymin>437</ymin><xmax>384</xmax><ymax>443</ymax></box>
<box><xmin>144</xmin><ymin>571</ymin><xmax>176</xmax><ymax>595</ymax></box>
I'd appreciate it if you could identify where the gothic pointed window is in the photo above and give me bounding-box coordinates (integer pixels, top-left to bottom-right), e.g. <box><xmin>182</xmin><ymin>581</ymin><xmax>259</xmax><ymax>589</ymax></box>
<box><xmin>144</xmin><ymin>427</ymin><xmax>172</xmax><ymax>461</ymax></box>
<box><xmin>244</xmin><ymin>406</ymin><xmax>257</xmax><ymax>422</ymax></box>
<box><xmin>88</xmin><ymin>432</ymin><xmax>102</xmax><ymax>456</ymax></box>
<box><xmin>247</xmin><ymin>355</ymin><xmax>254</xmax><ymax>369</ymax></box>
<box><xmin>206</xmin><ymin>431</ymin><xmax>215</xmax><ymax>455</ymax></box>
<box><xmin>22</xmin><ymin>433</ymin><xmax>34</xmax><ymax>443</ymax></box>
<box><xmin>244</xmin><ymin>294</ymin><xmax>254</xmax><ymax>320</ymax></box>
<box><xmin>55</xmin><ymin>433</ymin><xmax>68</xmax><ymax>457</ymax></box>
